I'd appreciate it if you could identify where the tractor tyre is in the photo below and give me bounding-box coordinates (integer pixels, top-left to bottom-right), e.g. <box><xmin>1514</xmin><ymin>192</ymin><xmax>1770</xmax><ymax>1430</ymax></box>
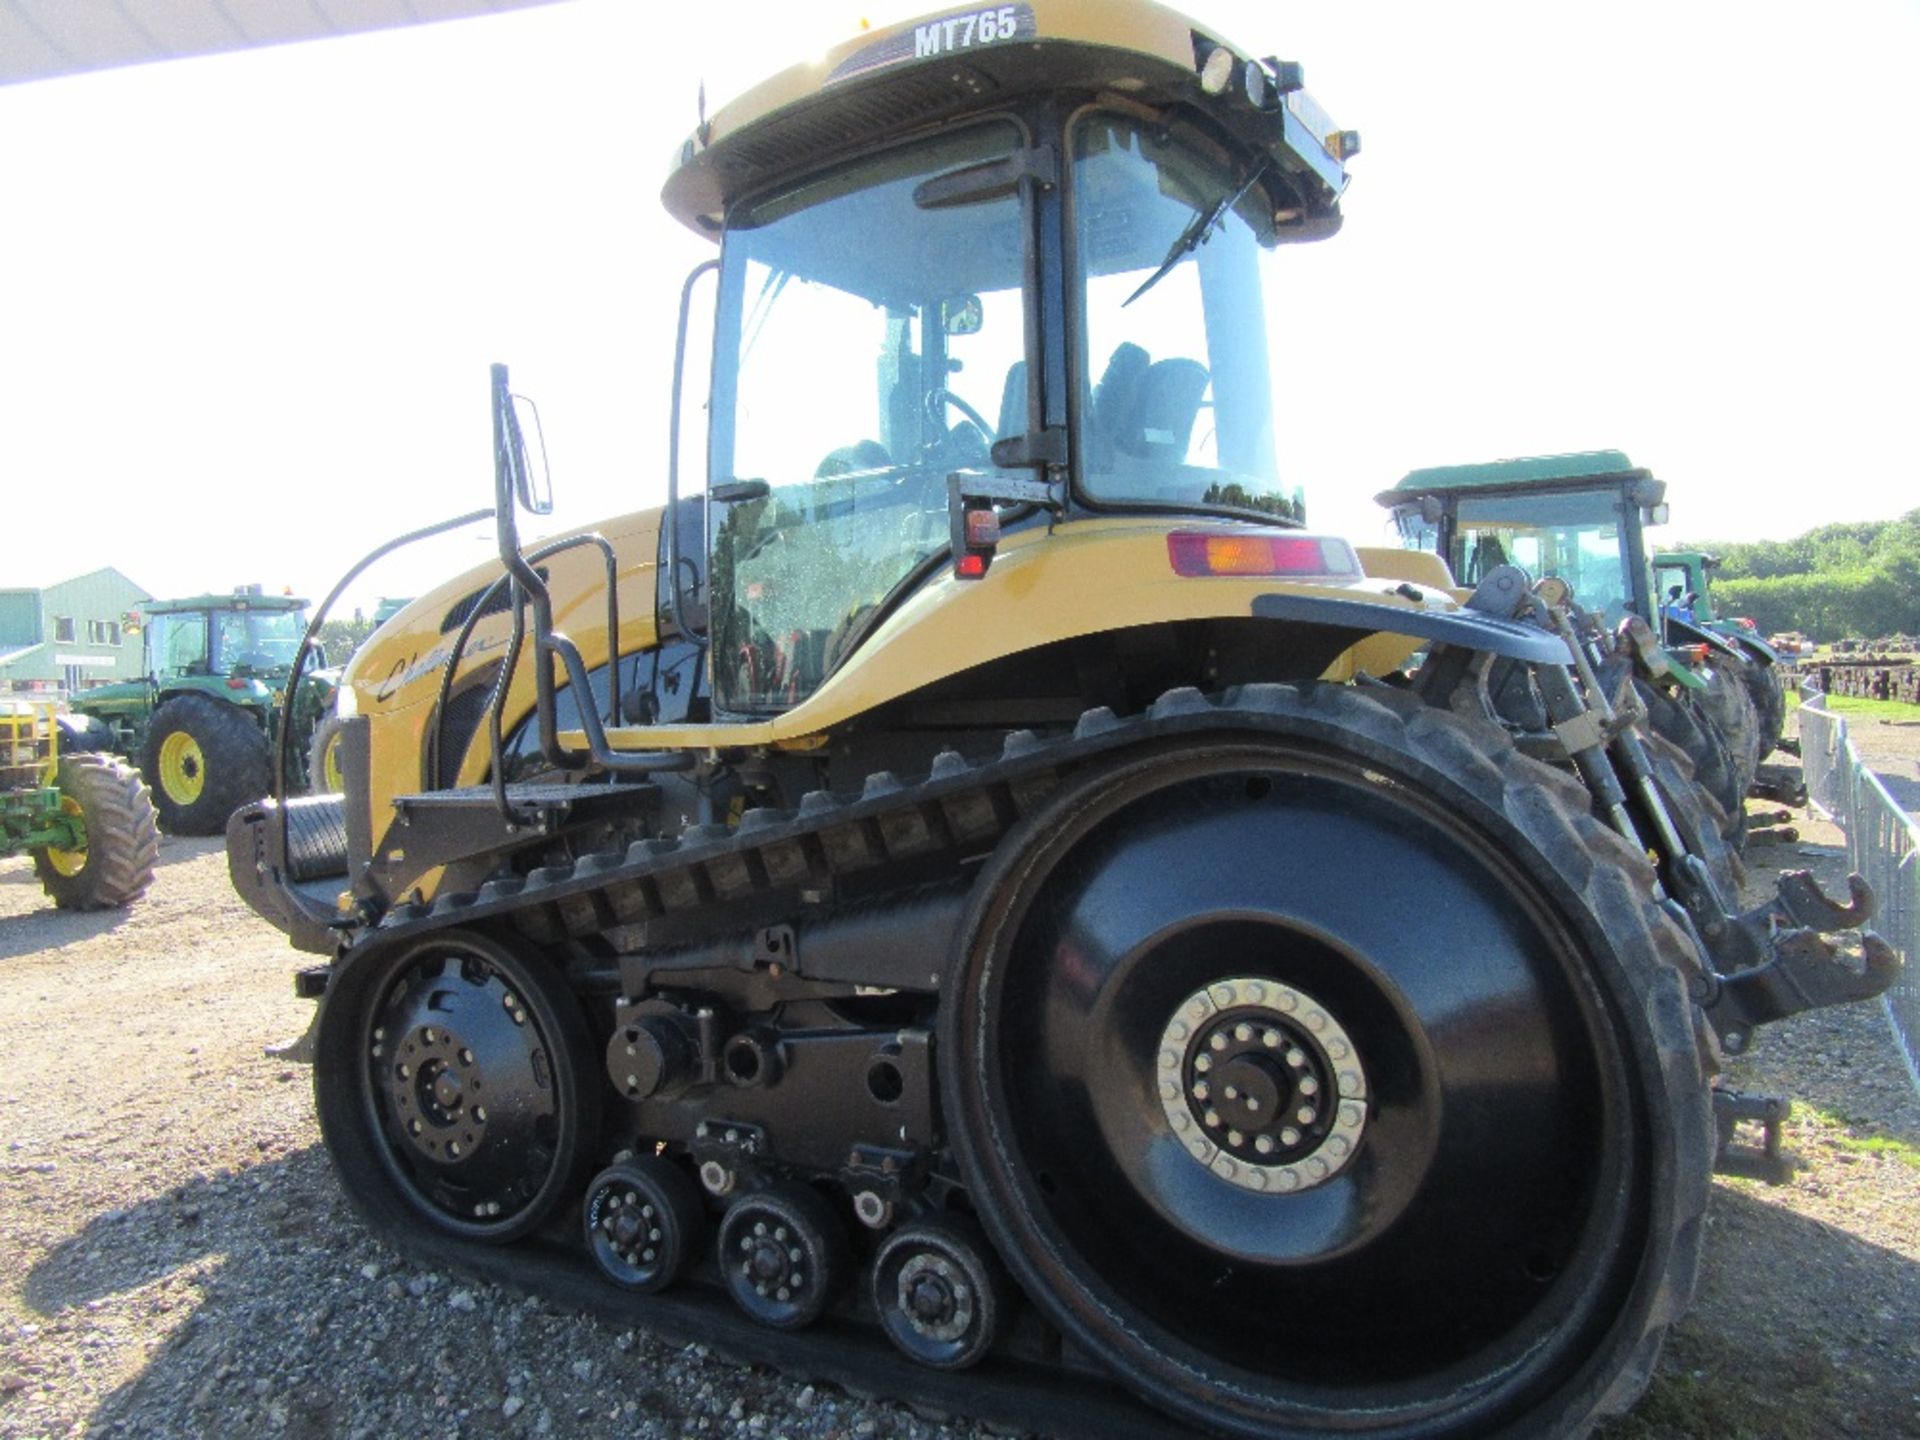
<box><xmin>307</xmin><ymin>712</ymin><xmax>347</xmax><ymax>794</ymax></box>
<box><xmin>140</xmin><ymin>693</ymin><xmax>273</xmax><ymax>835</ymax></box>
<box><xmin>1639</xmin><ymin>732</ymin><xmax>1745</xmax><ymax>919</ymax></box>
<box><xmin>1740</xmin><ymin>659</ymin><xmax>1787</xmax><ymax>761</ymax></box>
<box><xmin>944</xmin><ymin>683</ymin><xmax>1713</xmax><ymax>1440</ymax></box>
<box><xmin>1634</xmin><ymin>678</ymin><xmax>1746</xmax><ymax>850</ymax></box>
<box><xmin>32</xmin><ymin>753</ymin><xmax>160</xmax><ymax>910</ymax></box>
<box><xmin>1696</xmin><ymin>657</ymin><xmax>1761</xmax><ymax>802</ymax></box>
<box><xmin>56</xmin><ymin>712</ymin><xmax>116</xmax><ymax>754</ymax></box>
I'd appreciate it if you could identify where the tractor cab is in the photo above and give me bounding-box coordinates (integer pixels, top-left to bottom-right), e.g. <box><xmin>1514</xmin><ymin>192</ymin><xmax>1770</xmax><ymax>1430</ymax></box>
<box><xmin>662</xmin><ymin>0</ymin><xmax>1356</xmax><ymax>718</ymax></box>
<box><xmin>1378</xmin><ymin>450</ymin><xmax>1667</xmax><ymax>631</ymax></box>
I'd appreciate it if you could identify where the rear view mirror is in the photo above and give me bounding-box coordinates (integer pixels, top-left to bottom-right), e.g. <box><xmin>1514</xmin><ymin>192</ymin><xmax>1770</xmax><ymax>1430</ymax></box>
<box><xmin>943</xmin><ymin>295</ymin><xmax>984</xmax><ymax>336</ymax></box>
<box><xmin>511</xmin><ymin>395</ymin><xmax>553</xmax><ymax>515</ymax></box>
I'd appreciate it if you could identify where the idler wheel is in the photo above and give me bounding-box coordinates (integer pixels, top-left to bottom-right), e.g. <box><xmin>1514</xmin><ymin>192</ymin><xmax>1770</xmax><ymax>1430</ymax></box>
<box><xmin>583</xmin><ymin>1158</ymin><xmax>707</xmax><ymax>1292</ymax></box>
<box><xmin>717</xmin><ymin>1184</ymin><xmax>849</xmax><ymax>1330</ymax></box>
<box><xmin>871</xmin><ymin>1218</ymin><xmax>1009</xmax><ymax>1370</ymax></box>
<box><xmin>314</xmin><ymin>927</ymin><xmax>597</xmax><ymax>1244</ymax></box>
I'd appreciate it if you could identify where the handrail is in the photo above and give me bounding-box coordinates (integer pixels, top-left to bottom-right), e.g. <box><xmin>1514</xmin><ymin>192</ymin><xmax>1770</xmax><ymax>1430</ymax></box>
<box><xmin>272</xmin><ymin>507</ymin><xmax>495</xmax><ymax>870</ymax></box>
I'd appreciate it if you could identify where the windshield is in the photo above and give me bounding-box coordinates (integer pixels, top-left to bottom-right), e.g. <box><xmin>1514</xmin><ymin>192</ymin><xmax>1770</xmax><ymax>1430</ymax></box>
<box><xmin>1450</xmin><ymin>490</ymin><xmax>1637</xmax><ymax>623</ymax></box>
<box><xmin>1072</xmin><ymin>113</ymin><xmax>1299</xmax><ymax>522</ymax></box>
<box><xmin>213</xmin><ymin>608</ymin><xmax>308</xmax><ymax>672</ymax></box>
<box><xmin>710</xmin><ymin>122</ymin><xmax>1027</xmax><ymax>713</ymax></box>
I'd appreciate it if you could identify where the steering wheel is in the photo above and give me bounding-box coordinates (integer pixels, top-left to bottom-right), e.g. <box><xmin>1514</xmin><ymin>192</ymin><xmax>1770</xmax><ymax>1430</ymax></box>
<box><xmin>925</xmin><ymin>386</ymin><xmax>995</xmax><ymax>441</ymax></box>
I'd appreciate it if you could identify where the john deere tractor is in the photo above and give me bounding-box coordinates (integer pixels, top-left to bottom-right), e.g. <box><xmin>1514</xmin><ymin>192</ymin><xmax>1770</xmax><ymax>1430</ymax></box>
<box><xmin>226</xmin><ymin>7</ymin><xmax>1897</xmax><ymax>1437</ymax></box>
<box><xmin>1653</xmin><ymin>548</ymin><xmax>1789</xmax><ymax>759</ymax></box>
<box><xmin>1379</xmin><ymin>451</ymin><xmax>1768</xmax><ymax>844</ymax></box>
<box><xmin>2</xmin><ymin>702</ymin><xmax>158</xmax><ymax>909</ymax></box>
<box><xmin>70</xmin><ymin>588</ymin><xmax>339</xmax><ymax>834</ymax></box>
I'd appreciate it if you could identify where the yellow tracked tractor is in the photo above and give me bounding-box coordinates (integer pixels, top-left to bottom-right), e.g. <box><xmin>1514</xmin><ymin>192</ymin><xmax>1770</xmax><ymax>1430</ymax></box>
<box><xmin>228</xmin><ymin>4</ymin><xmax>1896</xmax><ymax>1434</ymax></box>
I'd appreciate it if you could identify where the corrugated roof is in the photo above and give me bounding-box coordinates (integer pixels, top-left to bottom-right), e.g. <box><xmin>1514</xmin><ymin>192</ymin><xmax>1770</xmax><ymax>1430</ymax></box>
<box><xmin>0</xmin><ymin>0</ymin><xmax>566</xmax><ymax>86</ymax></box>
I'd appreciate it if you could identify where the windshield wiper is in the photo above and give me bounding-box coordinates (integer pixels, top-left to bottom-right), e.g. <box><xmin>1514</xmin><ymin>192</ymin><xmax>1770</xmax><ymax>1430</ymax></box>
<box><xmin>1124</xmin><ymin>159</ymin><xmax>1271</xmax><ymax>308</ymax></box>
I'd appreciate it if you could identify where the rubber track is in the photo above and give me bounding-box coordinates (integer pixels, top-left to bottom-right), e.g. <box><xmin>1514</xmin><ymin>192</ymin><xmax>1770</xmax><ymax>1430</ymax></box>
<box><xmin>341</xmin><ymin>683</ymin><xmax>1716</xmax><ymax>1439</ymax></box>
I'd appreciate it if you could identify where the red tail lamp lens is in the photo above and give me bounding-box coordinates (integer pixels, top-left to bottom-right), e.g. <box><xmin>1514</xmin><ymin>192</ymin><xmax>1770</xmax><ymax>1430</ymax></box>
<box><xmin>1167</xmin><ymin>532</ymin><xmax>1357</xmax><ymax>578</ymax></box>
<box><xmin>226</xmin><ymin>677</ymin><xmax>249</xmax><ymax>690</ymax></box>
<box><xmin>955</xmin><ymin>552</ymin><xmax>989</xmax><ymax>579</ymax></box>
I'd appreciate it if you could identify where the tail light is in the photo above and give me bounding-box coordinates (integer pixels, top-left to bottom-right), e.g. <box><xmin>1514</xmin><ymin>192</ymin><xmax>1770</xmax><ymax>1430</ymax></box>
<box><xmin>1168</xmin><ymin>531</ymin><xmax>1359</xmax><ymax>579</ymax></box>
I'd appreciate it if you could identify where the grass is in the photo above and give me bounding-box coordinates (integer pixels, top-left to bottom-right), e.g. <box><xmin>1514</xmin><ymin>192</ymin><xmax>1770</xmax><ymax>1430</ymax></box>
<box><xmin>1821</xmin><ymin>694</ymin><xmax>1920</xmax><ymax>722</ymax></box>
<box><xmin>1802</xmin><ymin>1105</ymin><xmax>1920</xmax><ymax>1171</ymax></box>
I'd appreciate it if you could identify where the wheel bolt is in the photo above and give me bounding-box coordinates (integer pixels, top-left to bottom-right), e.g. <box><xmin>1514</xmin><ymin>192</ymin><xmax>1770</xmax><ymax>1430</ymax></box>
<box><xmin>1234</xmin><ymin>1023</ymin><xmax>1252</xmax><ymax>1042</ymax></box>
<box><xmin>1281</xmin><ymin>1127</ymin><xmax>1301</xmax><ymax>1146</ymax></box>
<box><xmin>1209</xmin><ymin>1034</ymin><xmax>1227</xmax><ymax>1052</ymax></box>
<box><xmin>1299</xmin><ymin>1077</ymin><xmax>1319</xmax><ymax>1096</ymax></box>
<box><xmin>1298</xmin><ymin>1106</ymin><xmax>1316</xmax><ymax>1125</ymax></box>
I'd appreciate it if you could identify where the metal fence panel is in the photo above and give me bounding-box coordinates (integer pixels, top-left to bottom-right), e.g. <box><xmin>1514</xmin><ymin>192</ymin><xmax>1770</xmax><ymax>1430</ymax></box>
<box><xmin>1797</xmin><ymin>690</ymin><xmax>1920</xmax><ymax>1094</ymax></box>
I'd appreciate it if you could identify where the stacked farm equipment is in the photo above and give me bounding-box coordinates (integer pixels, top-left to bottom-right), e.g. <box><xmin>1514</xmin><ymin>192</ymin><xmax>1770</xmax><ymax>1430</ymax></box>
<box><xmin>69</xmin><ymin>588</ymin><xmax>340</xmax><ymax>834</ymax></box>
<box><xmin>2</xmin><ymin>701</ymin><xmax>158</xmax><ymax>909</ymax></box>
<box><xmin>1377</xmin><ymin>451</ymin><xmax>1778</xmax><ymax>840</ymax></box>
<box><xmin>222</xmin><ymin>7</ymin><xmax>1901</xmax><ymax>1438</ymax></box>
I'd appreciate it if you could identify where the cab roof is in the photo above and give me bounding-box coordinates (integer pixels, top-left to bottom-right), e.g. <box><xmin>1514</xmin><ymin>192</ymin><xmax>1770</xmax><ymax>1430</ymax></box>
<box><xmin>141</xmin><ymin>592</ymin><xmax>308</xmax><ymax>616</ymax></box>
<box><xmin>1376</xmin><ymin>450</ymin><xmax>1660</xmax><ymax>510</ymax></box>
<box><xmin>661</xmin><ymin>0</ymin><xmax>1352</xmax><ymax>242</ymax></box>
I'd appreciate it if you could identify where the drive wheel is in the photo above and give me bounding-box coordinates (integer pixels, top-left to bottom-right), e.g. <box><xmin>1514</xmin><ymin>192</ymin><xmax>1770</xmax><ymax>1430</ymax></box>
<box><xmin>139</xmin><ymin>693</ymin><xmax>273</xmax><ymax>835</ymax></box>
<box><xmin>943</xmin><ymin>685</ymin><xmax>1711</xmax><ymax>1440</ymax></box>
<box><xmin>1740</xmin><ymin>658</ymin><xmax>1786</xmax><ymax>760</ymax></box>
<box><xmin>1696</xmin><ymin>656</ymin><xmax>1760</xmax><ymax>800</ymax></box>
<box><xmin>314</xmin><ymin>927</ymin><xmax>597</xmax><ymax>1243</ymax></box>
<box><xmin>32</xmin><ymin>754</ymin><xmax>160</xmax><ymax>910</ymax></box>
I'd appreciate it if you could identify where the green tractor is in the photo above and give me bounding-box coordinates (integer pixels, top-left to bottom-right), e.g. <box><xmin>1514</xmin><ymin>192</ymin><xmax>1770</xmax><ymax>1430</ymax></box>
<box><xmin>1378</xmin><ymin>451</ymin><xmax>1765</xmax><ymax>843</ymax></box>
<box><xmin>68</xmin><ymin>587</ymin><xmax>339</xmax><ymax>835</ymax></box>
<box><xmin>1653</xmin><ymin>548</ymin><xmax>1789</xmax><ymax>759</ymax></box>
<box><xmin>1</xmin><ymin>701</ymin><xmax>158</xmax><ymax>909</ymax></box>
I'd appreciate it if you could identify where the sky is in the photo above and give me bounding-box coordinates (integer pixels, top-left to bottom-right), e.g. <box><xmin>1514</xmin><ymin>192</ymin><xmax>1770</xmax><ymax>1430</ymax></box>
<box><xmin>2</xmin><ymin>0</ymin><xmax>1917</xmax><ymax>617</ymax></box>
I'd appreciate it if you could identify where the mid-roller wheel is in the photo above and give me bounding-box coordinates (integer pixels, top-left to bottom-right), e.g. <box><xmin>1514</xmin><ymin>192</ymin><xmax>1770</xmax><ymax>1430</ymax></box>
<box><xmin>314</xmin><ymin>927</ymin><xmax>598</xmax><ymax>1244</ymax></box>
<box><xmin>583</xmin><ymin>1158</ymin><xmax>707</xmax><ymax>1292</ymax></box>
<box><xmin>870</xmin><ymin>1218</ymin><xmax>1009</xmax><ymax>1371</ymax></box>
<box><xmin>944</xmin><ymin>685</ymin><xmax>1711</xmax><ymax>1439</ymax></box>
<box><xmin>717</xmin><ymin>1184</ymin><xmax>850</xmax><ymax>1330</ymax></box>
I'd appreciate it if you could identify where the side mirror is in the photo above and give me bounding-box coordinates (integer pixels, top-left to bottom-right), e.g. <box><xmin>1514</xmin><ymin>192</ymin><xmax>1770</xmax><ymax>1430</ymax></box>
<box><xmin>943</xmin><ymin>295</ymin><xmax>984</xmax><ymax>336</ymax></box>
<box><xmin>492</xmin><ymin>363</ymin><xmax>554</xmax><ymax>517</ymax></box>
<box><xmin>511</xmin><ymin>394</ymin><xmax>553</xmax><ymax>515</ymax></box>
<box><xmin>1643</xmin><ymin>502</ymin><xmax>1669</xmax><ymax>527</ymax></box>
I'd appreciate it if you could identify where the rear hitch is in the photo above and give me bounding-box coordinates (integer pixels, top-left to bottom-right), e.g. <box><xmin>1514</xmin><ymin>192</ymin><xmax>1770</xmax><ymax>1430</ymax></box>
<box><xmin>1712</xmin><ymin>1088</ymin><xmax>1794</xmax><ymax>1184</ymax></box>
<box><xmin>1701</xmin><ymin>869</ymin><xmax>1901</xmax><ymax>1055</ymax></box>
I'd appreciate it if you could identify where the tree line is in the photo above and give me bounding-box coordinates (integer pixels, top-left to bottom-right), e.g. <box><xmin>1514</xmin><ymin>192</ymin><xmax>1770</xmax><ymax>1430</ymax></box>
<box><xmin>1677</xmin><ymin>508</ymin><xmax>1920</xmax><ymax>642</ymax></box>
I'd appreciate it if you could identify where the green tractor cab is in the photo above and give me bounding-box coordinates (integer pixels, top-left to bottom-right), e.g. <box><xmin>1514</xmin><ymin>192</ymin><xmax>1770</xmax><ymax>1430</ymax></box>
<box><xmin>1654</xmin><ymin>548</ymin><xmax>1788</xmax><ymax>758</ymax></box>
<box><xmin>1378</xmin><ymin>450</ymin><xmax>1764</xmax><ymax>840</ymax></box>
<box><xmin>69</xmin><ymin>587</ymin><xmax>339</xmax><ymax>834</ymax></box>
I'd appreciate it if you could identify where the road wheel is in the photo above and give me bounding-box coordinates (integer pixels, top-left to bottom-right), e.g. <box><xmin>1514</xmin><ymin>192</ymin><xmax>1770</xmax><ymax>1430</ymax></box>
<box><xmin>139</xmin><ymin>693</ymin><xmax>273</xmax><ymax>835</ymax></box>
<box><xmin>32</xmin><ymin>754</ymin><xmax>160</xmax><ymax>910</ymax></box>
<box><xmin>1635</xmin><ymin>678</ymin><xmax>1746</xmax><ymax>849</ymax></box>
<box><xmin>307</xmin><ymin>712</ymin><xmax>346</xmax><ymax>793</ymax></box>
<box><xmin>944</xmin><ymin>684</ymin><xmax>1712</xmax><ymax>1440</ymax></box>
<box><xmin>314</xmin><ymin>927</ymin><xmax>598</xmax><ymax>1244</ymax></box>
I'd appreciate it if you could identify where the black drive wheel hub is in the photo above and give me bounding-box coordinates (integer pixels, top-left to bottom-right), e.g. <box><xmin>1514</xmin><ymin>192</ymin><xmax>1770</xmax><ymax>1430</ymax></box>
<box><xmin>1155</xmin><ymin>978</ymin><xmax>1367</xmax><ymax>1194</ymax></box>
<box><xmin>944</xmin><ymin>732</ymin><xmax>1660</xmax><ymax>1438</ymax></box>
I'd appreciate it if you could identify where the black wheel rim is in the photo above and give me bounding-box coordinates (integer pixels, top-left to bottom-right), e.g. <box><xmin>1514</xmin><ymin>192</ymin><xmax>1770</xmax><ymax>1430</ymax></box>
<box><xmin>351</xmin><ymin>931</ymin><xmax>591</xmax><ymax>1242</ymax></box>
<box><xmin>718</xmin><ymin>1185</ymin><xmax>847</xmax><ymax>1330</ymax></box>
<box><xmin>947</xmin><ymin>741</ymin><xmax>1650</xmax><ymax>1437</ymax></box>
<box><xmin>871</xmin><ymin>1220</ymin><xmax>1005</xmax><ymax>1371</ymax></box>
<box><xmin>583</xmin><ymin>1158</ymin><xmax>705</xmax><ymax>1292</ymax></box>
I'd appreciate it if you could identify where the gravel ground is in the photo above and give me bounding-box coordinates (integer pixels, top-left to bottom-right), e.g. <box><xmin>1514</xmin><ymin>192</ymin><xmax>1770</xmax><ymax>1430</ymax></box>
<box><xmin>2</xmin><ymin>790</ymin><xmax>1916</xmax><ymax>1440</ymax></box>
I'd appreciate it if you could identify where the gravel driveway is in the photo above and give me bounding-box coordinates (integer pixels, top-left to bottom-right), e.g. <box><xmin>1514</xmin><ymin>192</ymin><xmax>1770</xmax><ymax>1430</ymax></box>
<box><xmin>2</xmin><ymin>806</ymin><xmax>1916</xmax><ymax>1440</ymax></box>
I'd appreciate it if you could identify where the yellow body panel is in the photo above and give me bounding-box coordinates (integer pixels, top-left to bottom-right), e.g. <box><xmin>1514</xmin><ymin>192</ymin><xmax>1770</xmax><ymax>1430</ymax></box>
<box><xmin>536</xmin><ymin>517</ymin><xmax>1435</xmax><ymax>756</ymax></box>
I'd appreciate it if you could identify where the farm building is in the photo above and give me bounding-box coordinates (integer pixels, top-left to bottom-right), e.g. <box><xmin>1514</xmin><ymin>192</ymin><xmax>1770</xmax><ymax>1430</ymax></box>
<box><xmin>0</xmin><ymin>568</ymin><xmax>151</xmax><ymax>696</ymax></box>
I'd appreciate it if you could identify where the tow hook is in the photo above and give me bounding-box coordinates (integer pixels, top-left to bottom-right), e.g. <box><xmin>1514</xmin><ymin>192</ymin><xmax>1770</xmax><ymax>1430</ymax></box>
<box><xmin>1702</xmin><ymin>870</ymin><xmax>1901</xmax><ymax>1055</ymax></box>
